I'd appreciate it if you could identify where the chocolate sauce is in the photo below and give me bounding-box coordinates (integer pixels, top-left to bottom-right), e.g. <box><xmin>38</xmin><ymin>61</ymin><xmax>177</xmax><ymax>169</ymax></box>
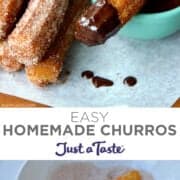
<box><xmin>142</xmin><ymin>0</ymin><xmax>179</xmax><ymax>13</ymax></box>
<box><xmin>81</xmin><ymin>70</ymin><xmax>114</xmax><ymax>88</ymax></box>
<box><xmin>81</xmin><ymin>71</ymin><xmax>94</xmax><ymax>79</ymax></box>
<box><xmin>75</xmin><ymin>0</ymin><xmax>120</xmax><ymax>46</ymax></box>
<box><xmin>92</xmin><ymin>76</ymin><xmax>114</xmax><ymax>88</ymax></box>
<box><xmin>123</xmin><ymin>76</ymin><xmax>137</xmax><ymax>87</ymax></box>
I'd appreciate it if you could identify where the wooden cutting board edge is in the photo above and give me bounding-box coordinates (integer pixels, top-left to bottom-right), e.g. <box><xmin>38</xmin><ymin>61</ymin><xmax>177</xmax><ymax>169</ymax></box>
<box><xmin>0</xmin><ymin>93</ymin><xmax>49</xmax><ymax>107</ymax></box>
<box><xmin>0</xmin><ymin>93</ymin><xmax>179</xmax><ymax>108</ymax></box>
<box><xmin>172</xmin><ymin>98</ymin><xmax>180</xmax><ymax>108</ymax></box>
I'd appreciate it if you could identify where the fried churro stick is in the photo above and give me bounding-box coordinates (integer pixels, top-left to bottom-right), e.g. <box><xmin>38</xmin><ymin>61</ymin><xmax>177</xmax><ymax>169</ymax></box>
<box><xmin>0</xmin><ymin>0</ymin><xmax>26</xmax><ymax>71</ymax></box>
<box><xmin>75</xmin><ymin>0</ymin><xmax>146</xmax><ymax>45</ymax></box>
<box><xmin>108</xmin><ymin>0</ymin><xmax>146</xmax><ymax>24</ymax></box>
<box><xmin>25</xmin><ymin>0</ymin><xmax>90</xmax><ymax>87</ymax></box>
<box><xmin>0</xmin><ymin>0</ymin><xmax>25</xmax><ymax>40</ymax></box>
<box><xmin>4</xmin><ymin>0</ymin><xmax>69</xmax><ymax>66</ymax></box>
<box><xmin>0</xmin><ymin>41</ymin><xmax>23</xmax><ymax>72</ymax></box>
<box><xmin>116</xmin><ymin>170</ymin><xmax>142</xmax><ymax>180</ymax></box>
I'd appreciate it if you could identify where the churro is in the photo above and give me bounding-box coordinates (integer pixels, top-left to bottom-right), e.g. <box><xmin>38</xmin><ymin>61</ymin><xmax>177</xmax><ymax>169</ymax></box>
<box><xmin>75</xmin><ymin>0</ymin><xmax>120</xmax><ymax>46</ymax></box>
<box><xmin>0</xmin><ymin>41</ymin><xmax>23</xmax><ymax>72</ymax></box>
<box><xmin>116</xmin><ymin>170</ymin><xmax>142</xmax><ymax>180</ymax></box>
<box><xmin>108</xmin><ymin>0</ymin><xmax>146</xmax><ymax>24</ymax></box>
<box><xmin>4</xmin><ymin>0</ymin><xmax>69</xmax><ymax>66</ymax></box>
<box><xmin>25</xmin><ymin>0</ymin><xmax>89</xmax><ymax>86</ymax></box>
<box><xmin>0</xmin><ymin>0</ymin><xmax>25</xmax><ymax>40</ymax></box>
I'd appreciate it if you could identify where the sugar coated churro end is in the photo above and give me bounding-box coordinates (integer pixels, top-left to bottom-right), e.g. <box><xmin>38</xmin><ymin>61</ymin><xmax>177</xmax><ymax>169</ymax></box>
<box><xmin>116</xmin><ymin>170</ymin><xmax>142</xmax><ymax>180</ymax></box>
<box><xmin>108</xmin><ymin>0</ymin><xmax>146</xmax><ymax>24</ymax></box>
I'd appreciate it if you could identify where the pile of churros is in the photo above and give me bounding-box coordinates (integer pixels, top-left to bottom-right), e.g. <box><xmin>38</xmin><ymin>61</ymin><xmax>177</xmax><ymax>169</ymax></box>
<box><xmin>0</xmin><ymin>0</ymin><xmax>89</xmax><ymax>86</ymax></box>
<box><xmin>0</xmin><ymin>0</ymin><xmax>146</xmax><ymax>87</ymax></box>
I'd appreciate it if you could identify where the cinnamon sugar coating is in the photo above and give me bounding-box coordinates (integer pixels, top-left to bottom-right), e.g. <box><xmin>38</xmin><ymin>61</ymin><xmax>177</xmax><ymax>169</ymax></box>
<box><xmin>0</xmin><ymin>41</ymin><xmax>23</xmax><ymax>72</ymax></box>
<box><xmin>0</xmin><ymin>0</ymin><xmax>25</xmax><ymax>40</ymax></box>
<box><xmin>25</xmin><ymin>0</ymin><xmax>90</xmax><ymax>86</ymax></box>
<box><xmin>116</xmin><ymin>170</ymin><xmax>142</xmax><ymax>180</ymax></box>
<box><xmin>5</xmin><ymin>0</ymin><xmax>69</xmax><ymax>66</ymax></box>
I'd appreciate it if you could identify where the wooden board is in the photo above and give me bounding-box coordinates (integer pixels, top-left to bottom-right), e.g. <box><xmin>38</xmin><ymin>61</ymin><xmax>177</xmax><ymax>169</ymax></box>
<box><xmin>0</xmin><ymin>92</ymin><xmax>179</xmax><ymax>108</ymax></box>
<box><xmin>172</xmin><ymin>98</ymin><xmax>180</xmax><ymax>108</ymax></box>
<box><xmin>0</xmin><ymin>93</ymin><xmax>48</xmax><ymax>107</ymax></box>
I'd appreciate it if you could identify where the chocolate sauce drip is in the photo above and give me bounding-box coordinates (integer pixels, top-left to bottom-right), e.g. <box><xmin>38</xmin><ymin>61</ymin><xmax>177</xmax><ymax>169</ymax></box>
<box><xmin>123</xmin><ymin>76</ymin><xmax>137</xmax><ymax>87</ymax></box>
<box><xmin>5</xmin><ymin>1</ymin><xmax>29</xmax><ymax>39</ymax></box>
<box><xmin>92</xmin><ymin>76</ymin><xmax>114</xmax><ymax>88</ymax></box>
<box><xmin>81</xmin><ymin>71</ymin><xmax>94</xmax><ymax>79</ymax></box>
<box><xmin>81</xmin><ymin>70</ymin><xmax>114</xmax><ymax>88</ymax></box>
<box><xmin>75</xmin><ymin>0</ymin><xmax>120</xmax><ymax>46</ymax></box>
<box><xmin>142</xmin><ymin>0</ymin><xmax>179</xmax><ymax>13</ymax></box>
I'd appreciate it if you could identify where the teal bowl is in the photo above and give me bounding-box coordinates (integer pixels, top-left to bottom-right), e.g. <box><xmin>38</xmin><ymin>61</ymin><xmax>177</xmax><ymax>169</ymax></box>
<box><xmin>120</xmin><ymin>7</ymin><xmax>180</xmax><ymax>40</ymax></box>
<box><xmin>91</xmin><ymin>0</ymin><xmax>180</xmax><ymax>40</ymax></box>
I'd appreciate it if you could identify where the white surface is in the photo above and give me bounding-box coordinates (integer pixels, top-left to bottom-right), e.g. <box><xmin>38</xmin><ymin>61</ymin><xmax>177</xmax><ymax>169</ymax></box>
<box><xmin>0</xmin><ymin>109</ymin><xmax>180</xmax><ymax>160</ymax></box>
<box><xmin>0</xmin><ymin>32</ymin><xmax>179</xmax><ymax>107</ymax></box>
<box><xmin>1</xmin><ymin>161</ymin><xmax>180</xmax><ymax>180</ymax></box>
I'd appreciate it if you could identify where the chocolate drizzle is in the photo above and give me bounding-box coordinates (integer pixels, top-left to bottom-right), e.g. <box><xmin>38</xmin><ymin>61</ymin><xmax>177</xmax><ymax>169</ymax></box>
<box><xmin>81</xmin><ymin>70</ymin><xmax>114</xmax><ymax>88</ymax></box>
<box><xmin>92</xmin><ymin>76</ymin><xmax>114</xmax><ymax>88</ymax></box>
<box><xmin>81</xmin><ymin>71</ymin><xmax>94</xmax><ymax>79</ymax></box>
<box><xmin>81</xmin><ymin>71</ymin><xmax>139</xmax><ymax>88</ymax></box>
<box><xmin>123</xmin><ymin>76</ymin><xmax>137</xmax><ymax>87</ymax></box>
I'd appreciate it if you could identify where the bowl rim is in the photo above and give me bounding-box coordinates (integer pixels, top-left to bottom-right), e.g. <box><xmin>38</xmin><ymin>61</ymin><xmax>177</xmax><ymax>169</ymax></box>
<box><xmin>91</xmin><ymin>0</ymin><xmax>180</xmax><ymax>17</ymax></box>
<box><xmin>15</xmin><ymin>161</ymin><xmax>28</xmax><ymax>180</ymax></box>
<box><xmin>138</xmin><ymin>7</ymin><xmax>180</xmax><ymax>17</ymax></box>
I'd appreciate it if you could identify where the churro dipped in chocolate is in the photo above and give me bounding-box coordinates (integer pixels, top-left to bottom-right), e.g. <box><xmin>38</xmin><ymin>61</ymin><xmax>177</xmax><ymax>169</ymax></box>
<box><xmin>75</xmin><ymin>0</ymin><xmax>146</xmax><ymax>45</ymax></box>
<box><xmin>3</xmin><ymin>0</ymin><xmax>69</xmax><ymax>66</ymax></box>
<box><xmin>25</xmin><ymin>0</ymin><xmax>89</xmax><ymax>87</ymax></box>
<box><xmin>108</xmin><ymin>0</ymin><xmax>146</xmax><ymax>24</ymax></box>
<box><xmin>0</xmin><ymin>0</ymin><xmax>25</xmax><ymax>40</ymax></box>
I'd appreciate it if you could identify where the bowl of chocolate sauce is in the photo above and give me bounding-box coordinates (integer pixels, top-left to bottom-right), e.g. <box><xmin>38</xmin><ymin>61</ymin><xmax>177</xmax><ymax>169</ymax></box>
<box><xmin>92</xmin><ymin>0</ymin><xmax>180</xmax><ymax>40</ymax></box>
<box><xmin>119</xmin><ymin>0</ymin><xmax>180</xmax><ymax>40</ymax></box>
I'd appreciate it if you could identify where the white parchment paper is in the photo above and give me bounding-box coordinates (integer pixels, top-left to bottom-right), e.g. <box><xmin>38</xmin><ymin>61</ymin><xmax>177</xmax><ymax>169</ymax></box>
<box><xmin>0</xmin><ymin>32</ymin><xmax>179</xmax><ymax>107</ymax></box>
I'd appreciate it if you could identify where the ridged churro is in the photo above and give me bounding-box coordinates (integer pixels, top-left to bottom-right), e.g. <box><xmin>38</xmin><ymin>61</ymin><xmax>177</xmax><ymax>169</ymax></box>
<box><xmin>4</xmin><ymin>0</ymin><xmax>69</xmax><ymax>66</ymax></box>
<box><xmin>0</xmin><ymin>42</ymin><xmax>23</xmax><ymax>72</ymax></box>
<box><xmin>108</xmin><ymin>0</ymin><xmax>146</xmax><ymax>24</ymax></box>
<box><xmin>0</xmin><ymin>40</ymin><xmax>24</xmax><ymax>72</ymax></box>
<box><xmin>0</xmin><ymin>0</ymin><xmax>25</xmax><ymax>40</ymax></box>
<box><xmin>25</xmin><ymin>0</ymin><xmax>90</xmax><ymax>86</ymax></box>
